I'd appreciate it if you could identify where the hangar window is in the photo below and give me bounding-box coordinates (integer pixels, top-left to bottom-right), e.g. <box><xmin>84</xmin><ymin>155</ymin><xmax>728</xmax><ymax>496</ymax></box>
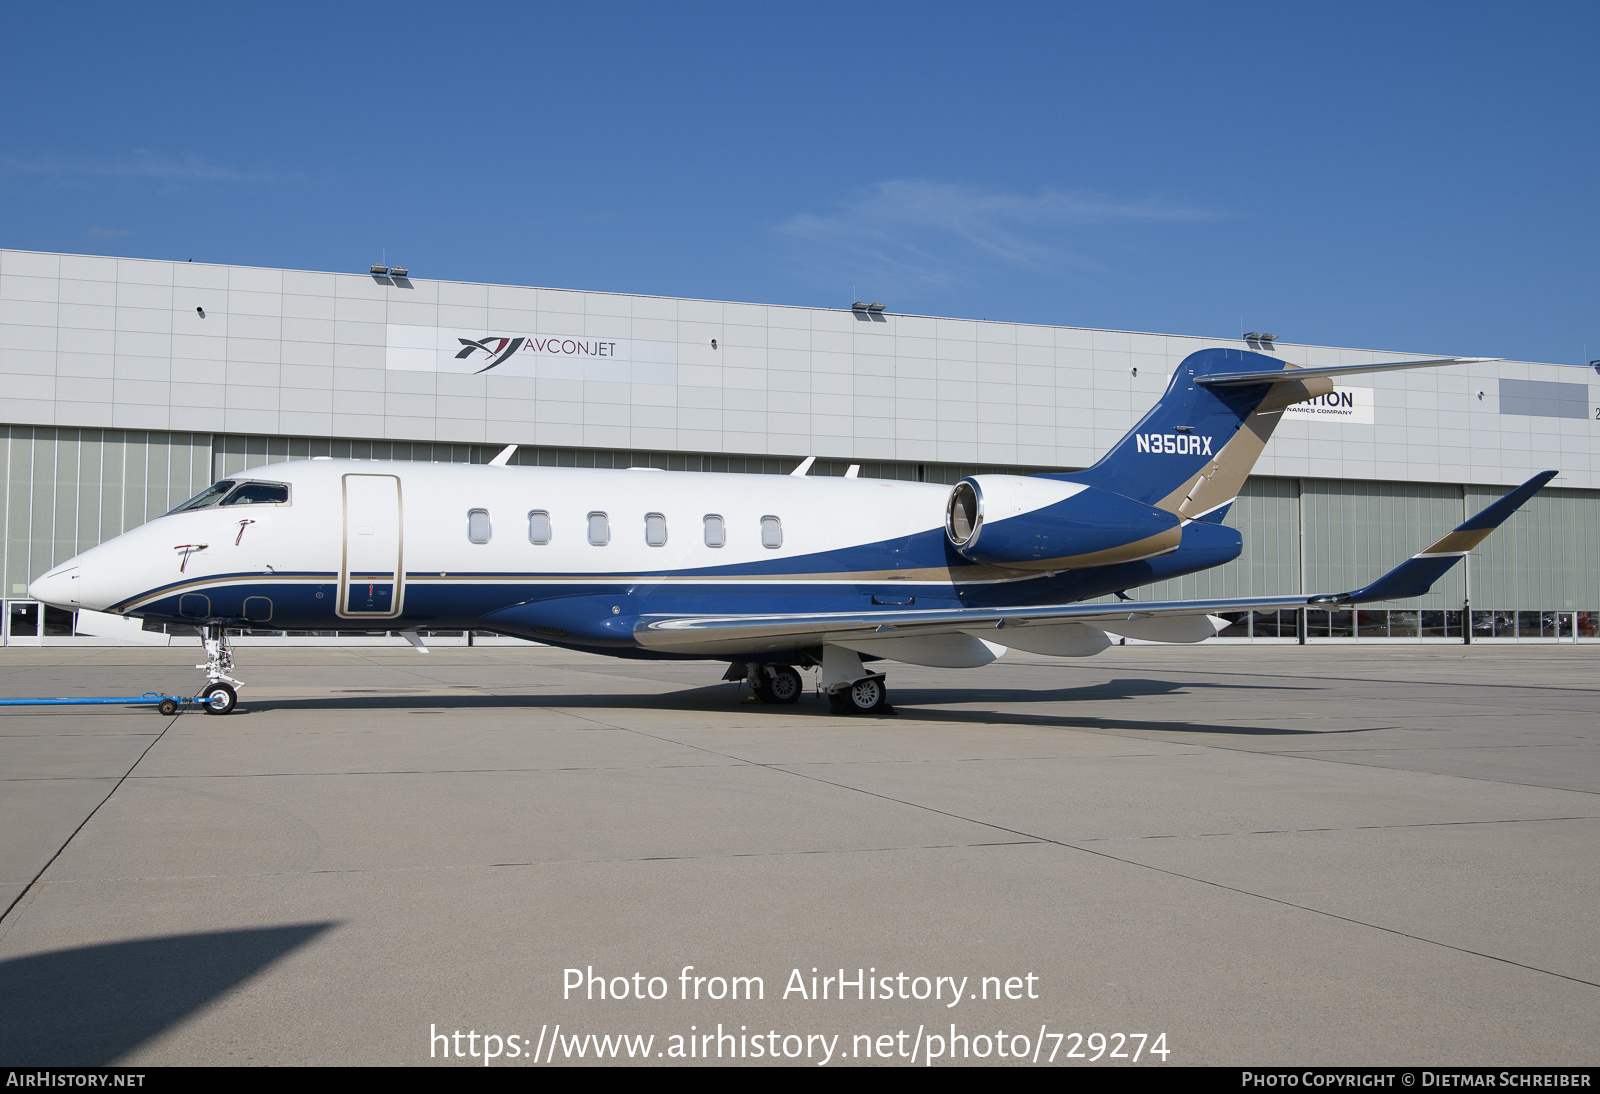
<box><xmin>588</xmin><ymin>512</ymin><xmax>610</xmax><ymax>546</ymax></box>
<box><xmin>761</xmin><ymin>515</ymin><xmax>782</xmax><ymax>549</ymax></box>
<box><xmin>467</xmin><ymin>509</ymin><xmax>491</xmax><ymax>544</ymax></box>
<box><xmin>645</xmin><ymin>513</ymin><xmax>667</xmax><ymax>547</ymax></box>
<box><xmin>528</xmin><ymin>511</ymin><xmax>551</xmax><ymax>545</ymax></box>
<box><xmin>703</xmin><ymin>515</ymin><xmax>725</xmax><ymax>548</ymax></box>
<box><xmin>166</xmin><ymin>480</ymin><xmax>236</xmax><ymax>515</ymax></box>
<box><xmin>221</xmin><ymin>481</ymin><xmax>290</xmax><ymax>506</ymax></box>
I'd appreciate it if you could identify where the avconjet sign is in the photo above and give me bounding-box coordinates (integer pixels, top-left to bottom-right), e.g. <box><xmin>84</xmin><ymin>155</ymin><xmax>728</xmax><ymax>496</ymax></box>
<box><xmin>384</xmin><ymin>324</ymin><xmax>678</xmax><ymax>384</ymax></box>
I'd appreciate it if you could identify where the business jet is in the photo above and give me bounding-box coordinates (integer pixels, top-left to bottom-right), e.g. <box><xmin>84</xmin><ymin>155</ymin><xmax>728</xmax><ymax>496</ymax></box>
<box><xmin>28</xmin><ymin>348</ymin><xmax>1552</xmax><ymax>716</ymax></box>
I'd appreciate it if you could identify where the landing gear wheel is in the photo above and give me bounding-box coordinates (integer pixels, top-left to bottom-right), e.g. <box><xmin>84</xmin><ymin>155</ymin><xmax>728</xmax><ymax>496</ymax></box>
<box><xmin>201</xmin><ymin>682</ymin><xmax>237</xmax><ymax>715</ymax></box>
<box><xmin>157</xmin><ymin>698</ymin><xmax>179</xmax><ymax>716</ymax></box>
<box><xmin>766</xmin><ymin>665</ymin><xmax>803</xmax><ymax>704</ymax></box>
<box><xmin>847</xmin><ymin>676</ymin><xmax>885</xmax><ymax>713</ymax></box>
<box><xmin>831</xmin><ymin>675</ymin><xmax>889</xmax><ymax>715</ymax></box>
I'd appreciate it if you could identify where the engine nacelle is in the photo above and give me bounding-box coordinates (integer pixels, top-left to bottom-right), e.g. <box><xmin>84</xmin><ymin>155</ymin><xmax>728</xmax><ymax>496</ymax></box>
<box><xmin>945</xmin><ymin>475</ymin><xmax>1182</xmax><ymax>571</ymax></box>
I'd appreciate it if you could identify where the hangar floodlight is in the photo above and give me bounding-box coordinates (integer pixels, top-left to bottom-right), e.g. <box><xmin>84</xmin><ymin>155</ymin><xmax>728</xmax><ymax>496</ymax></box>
<box><xmin>852</xmin><ymin>301</ymin><xmax>868</xmax><ymax>310</ymax></box>
<box><xmin>1258</xmin><ymin>332</ymin><xmax>1277</xmax><ymax>342</ymax></box>
<box><xmin>389</xmin><ymin>266</ymin><xmax>408</xmax><ymax>278</ymax></box>
<box><xmin>370</xmin><ymin>264</ymin><xmax>389</xmax><ymax>276</ymax></box>
<box><xmin>868</xmin><ymin>302</ymin><xmax>885</xmax><ymax>312</ymax></box>
<box><xmin>1244</xmin><ymin>331</ymin><xmax>1260</xmax><ymax>340</ymax></box>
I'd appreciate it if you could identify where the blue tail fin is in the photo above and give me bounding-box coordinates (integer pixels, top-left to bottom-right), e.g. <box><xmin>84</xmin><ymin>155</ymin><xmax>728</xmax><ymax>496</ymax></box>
<box><xmin>1045</xmin><ymin>348</ymin><xmax>1325</xmax><ymax>521</ymax></box>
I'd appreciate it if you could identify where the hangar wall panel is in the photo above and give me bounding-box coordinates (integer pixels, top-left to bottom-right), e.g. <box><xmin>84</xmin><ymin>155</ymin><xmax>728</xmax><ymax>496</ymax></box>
<box><xmin>1</xmin><ymin>426</ymin><xmax>212</xmax><ymax>595</ymax></box>
<box><xmin>1467</xmin><ymin>486</ymin><xmax>1600</xmax><ymax>611</ymax></box>
<box><xmin>5</xmin><ymin>249</ymin><xmax>1596</xmax><ymax>491</ymax></box>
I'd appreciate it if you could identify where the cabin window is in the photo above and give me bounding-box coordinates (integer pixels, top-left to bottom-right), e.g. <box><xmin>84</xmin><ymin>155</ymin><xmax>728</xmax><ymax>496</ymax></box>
<box><xmin>703</xmin><ymin>515</ymin><xmax>725</xmax><ymax>548</ymax></box>
<box><xmin>528</xmin><ymin>511</ymin><xmax>551</xmax><ymax>545</ymax></box>
<box><xmin>220</xmin><ymin>481</ymin><xmax>290</xmax><ymax>506</ymax></box>
<box><xmin>588</xmin><ymin>512</ymin><xmax>610</xmax><ymax>546</ymax></box>
<box><xmin>761</xmin><ymin>515</ymin><xmax>782</xmax><ymax>549</ymax></box>
<box><xmin>645</xmin><ymin>513</ymin><xmax>667</xmax><ymax>547</ymax></box>
<box><xmin>467</xmin><ymin>509</ymin><xmax>491</xmax><ymax>544</ymax></box>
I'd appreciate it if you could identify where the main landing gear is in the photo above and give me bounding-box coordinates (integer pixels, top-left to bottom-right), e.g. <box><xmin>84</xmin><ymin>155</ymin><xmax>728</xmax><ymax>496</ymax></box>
<box><xmin>725</xmin><ymin>647</ymin><xmax>895</xmax><ymax>716</ymax></box>
<box><xmin>820</xmin><ymin>644</ymin><xmax>893</xmax><ymax>715</ymax></box>
<box><xmin>735</xmin><ymin>662</ymin><xmax>804</xmax><ymax>705</ymax></box>
<box><xmin>827</xmin><ymin>673</ymin><xmax>891</xmax><ymax>716</ymax></box>
<box><xmin>196</xmin><ymin>625</ymin><xmax>242</xmax><ymax>715</ymax></box>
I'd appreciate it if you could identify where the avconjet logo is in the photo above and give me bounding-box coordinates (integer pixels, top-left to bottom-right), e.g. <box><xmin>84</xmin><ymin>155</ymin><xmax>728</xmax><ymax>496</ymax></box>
<box><xmin>454</xmin><ymin>335</ymin><xmax>622</xmax><ymax>374</ymax></box>
<box><xmin>455</xmin><ymin>336</ymin><xmax>526</xmax><ymax>372</ymax></box>
<box><xmin>1135</xmin><ymin>433</ymin><xmax>1214</xmax><ymax>455</ymax></box>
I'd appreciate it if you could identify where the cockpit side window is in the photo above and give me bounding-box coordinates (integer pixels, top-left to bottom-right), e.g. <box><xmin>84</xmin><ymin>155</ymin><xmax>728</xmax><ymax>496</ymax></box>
<box><xmin>220</xmin><ymin>481</ymin><xmax>291</xmax><ymax>506</ymax></box>
<box><xmin>166</xmin><ymin>481</ymin><xmax>236</xmax><ymax>515</ymax></box>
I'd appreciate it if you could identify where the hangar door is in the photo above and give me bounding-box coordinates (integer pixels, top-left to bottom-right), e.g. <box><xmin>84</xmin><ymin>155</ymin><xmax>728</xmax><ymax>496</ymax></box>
<box><xmin>340</xmin><ymin>474</ymin><xmax>404</xmax><ymax>619</ymax></box>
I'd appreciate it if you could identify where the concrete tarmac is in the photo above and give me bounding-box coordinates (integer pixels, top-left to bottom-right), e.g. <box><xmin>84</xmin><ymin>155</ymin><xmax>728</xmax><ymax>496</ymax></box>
<box><xmin>0</xmin><ymin>642</ymin><xmax>1595</xmax><ymax>1067</ymax></box>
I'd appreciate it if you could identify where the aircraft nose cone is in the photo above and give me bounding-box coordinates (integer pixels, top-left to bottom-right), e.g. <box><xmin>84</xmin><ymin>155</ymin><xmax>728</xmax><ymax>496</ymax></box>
<box><xmin>28</xmin><ymin>565</ymin><xmax>80</xmax><ymax>609</ymax></box>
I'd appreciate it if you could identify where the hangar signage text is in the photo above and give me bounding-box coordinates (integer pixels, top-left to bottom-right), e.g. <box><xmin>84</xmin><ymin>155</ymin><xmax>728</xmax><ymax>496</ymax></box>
<box><xmin>385</xmin><ymin>324</ymin><xmax>677</xmax><ymax>385</ymax></box>
<box><xmin>1283</xmin><ymin>386</ymin><xmax>1374</xmax><ymax>425</ymax></box>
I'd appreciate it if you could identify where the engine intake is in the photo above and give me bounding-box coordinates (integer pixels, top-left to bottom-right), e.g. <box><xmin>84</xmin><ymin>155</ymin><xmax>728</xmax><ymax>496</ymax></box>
<box><xmin>945</xmin><ymin>475</ymin><xmax>1182</xmax><ymax>571</ymax></box>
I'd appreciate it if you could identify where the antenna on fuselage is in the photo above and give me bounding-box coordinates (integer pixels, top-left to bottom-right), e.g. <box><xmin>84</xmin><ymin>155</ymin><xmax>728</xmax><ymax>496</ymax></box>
<box><xmin>488</xmin><ymin>444</ymin><xmax>518</xmax><ymax>467</ymax></box>
<box><xmin>790</xmin><ymin>456</ymin><xmax>816</xmax><ymax>477</ymax></box>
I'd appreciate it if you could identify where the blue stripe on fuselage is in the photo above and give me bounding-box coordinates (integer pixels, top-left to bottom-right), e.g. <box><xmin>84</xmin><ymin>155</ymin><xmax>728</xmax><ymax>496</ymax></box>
<box><xmin>126</xmin><ymin>519</ymin><xmax>1243</xmax><ymax>647</ymax></box>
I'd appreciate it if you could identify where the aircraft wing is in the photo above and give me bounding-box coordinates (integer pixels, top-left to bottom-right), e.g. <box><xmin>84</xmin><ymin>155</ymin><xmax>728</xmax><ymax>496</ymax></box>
<box><xmin>634</xmin><ymin>593</ymin><xmax>1312</xmax><ymax>655</ymax></box>
<box><xmin>633</xmin><ymin>470</ymin><xmax>1556</xmax><ymax>657</ymax></box>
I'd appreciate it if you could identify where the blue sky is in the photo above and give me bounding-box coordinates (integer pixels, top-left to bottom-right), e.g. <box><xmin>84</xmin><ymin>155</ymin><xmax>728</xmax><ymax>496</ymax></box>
<box><xmin>2</xmin><ymin>2</ymin><xmax>1595</xmax><ymax>365</ymax></box>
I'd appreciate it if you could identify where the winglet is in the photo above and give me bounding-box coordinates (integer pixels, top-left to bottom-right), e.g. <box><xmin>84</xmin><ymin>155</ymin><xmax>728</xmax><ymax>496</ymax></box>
<box><xmin>1318</xmin><ymin>471</ymin><xmax>1558</xmax><ymax>604</ymax></box>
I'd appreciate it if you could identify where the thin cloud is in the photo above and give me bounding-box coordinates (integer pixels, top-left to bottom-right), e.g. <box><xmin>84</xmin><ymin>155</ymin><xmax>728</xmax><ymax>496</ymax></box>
<box><xmin>778</xmin><ymin>179</ymin><xmax>1217</xmax><ymax>292</ymax></box>
<box><xmin>1</xmin><ymin>150</ymin><xmax>294</xmax><ymax>185</ymax></box>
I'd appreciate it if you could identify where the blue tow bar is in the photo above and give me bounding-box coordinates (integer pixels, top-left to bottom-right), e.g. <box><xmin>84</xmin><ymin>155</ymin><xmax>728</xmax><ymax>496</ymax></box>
<box><xmin>0</xmin><ymin>692</ymin><xmax>194</xmax><ymax>714</ymax></box>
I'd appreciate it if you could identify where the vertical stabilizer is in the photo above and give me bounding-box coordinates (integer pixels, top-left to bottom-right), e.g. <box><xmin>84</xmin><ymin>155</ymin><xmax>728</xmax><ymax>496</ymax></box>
<box><xmin>1047</xmin><ymin>348</ymin><xmax>1331</xmax><ymax>520</ymax></box>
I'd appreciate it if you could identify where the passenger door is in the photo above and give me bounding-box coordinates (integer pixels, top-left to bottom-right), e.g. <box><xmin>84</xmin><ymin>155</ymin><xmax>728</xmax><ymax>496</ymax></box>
<box><xmin>340</xmin><ymin>474</ymin><xmax>404</xmax><ymax>619</ymax></box>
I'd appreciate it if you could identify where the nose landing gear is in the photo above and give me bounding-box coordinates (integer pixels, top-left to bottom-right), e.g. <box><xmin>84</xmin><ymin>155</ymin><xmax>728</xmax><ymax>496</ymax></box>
<box><xmin>197</xmin><ymin>626</ymin><xmax>243</xmax><ymax>715</ymax></box>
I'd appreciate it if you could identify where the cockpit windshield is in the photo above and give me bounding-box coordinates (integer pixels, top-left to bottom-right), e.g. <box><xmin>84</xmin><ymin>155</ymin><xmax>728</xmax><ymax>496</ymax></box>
<box><xmin>166</xmin><ymin>481</ymin><xmax>236</xmax><ymax>515</ymax></box>
<box><xmin>221</xmin><ymin>482</ymin><xmax>290</xmax><ymax>506</ymax></box>
<box><xmin>164</xmin><ymin>479</ymin><xmax>291</xmax><ymax>515</ymax></box>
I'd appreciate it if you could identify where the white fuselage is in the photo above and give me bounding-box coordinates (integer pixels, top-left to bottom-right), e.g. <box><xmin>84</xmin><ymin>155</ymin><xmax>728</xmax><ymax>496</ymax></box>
<box><xmin>32</xmin><ymin>459</ymin><xmax>964</xmax><ymax>632</ymax></box>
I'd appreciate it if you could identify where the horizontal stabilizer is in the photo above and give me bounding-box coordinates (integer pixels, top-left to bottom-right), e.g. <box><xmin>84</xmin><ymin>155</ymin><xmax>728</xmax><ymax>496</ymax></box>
<box><xmin>1320</xmin><ymin>470</ymin><xmax>1557</xmax><ymax>604</ymax></box>
<box><xmin>1197</xmin><ymin>356</ymin><xmax>1499</xmax><ymax>387</ymax></box>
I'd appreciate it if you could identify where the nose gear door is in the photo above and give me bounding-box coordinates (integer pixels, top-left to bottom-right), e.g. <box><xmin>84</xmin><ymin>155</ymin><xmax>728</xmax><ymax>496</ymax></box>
<box><xmin>340</xmin><ymin>474</ymin><xmax>404</xmax><ymax>619</ymax></box>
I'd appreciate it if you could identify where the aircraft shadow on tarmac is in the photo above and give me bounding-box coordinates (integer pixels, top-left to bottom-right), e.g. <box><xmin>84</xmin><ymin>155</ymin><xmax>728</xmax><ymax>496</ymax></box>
<box><xmin>0</xmin><ymin>923</ymin><xmax>335</xmax><ymax>1065</ymax></box>
<box><xmin>224</xmin><ymin>677</ymin><xmax>1365</xmax><ymax>737</ymax></box>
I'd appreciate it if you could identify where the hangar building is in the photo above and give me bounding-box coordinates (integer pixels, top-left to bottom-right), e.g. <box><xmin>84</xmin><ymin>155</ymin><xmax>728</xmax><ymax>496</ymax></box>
<box><xmin>1</xmin><ymin>248</ymin><xmax>1596</xmax><ymax>644</ymax></box>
